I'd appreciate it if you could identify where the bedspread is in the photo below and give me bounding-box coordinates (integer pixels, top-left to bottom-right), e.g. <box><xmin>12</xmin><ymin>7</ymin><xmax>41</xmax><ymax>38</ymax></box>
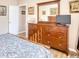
<box><xmin>0</xmin><ymin>34</ymin><xmax>52</xmax><ymax>58</ymax></box>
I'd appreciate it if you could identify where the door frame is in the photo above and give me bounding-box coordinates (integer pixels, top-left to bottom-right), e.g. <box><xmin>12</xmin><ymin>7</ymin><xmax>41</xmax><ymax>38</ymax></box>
<box><xmin>19</xmin><ymin>5</ymin><xmax>26</xmax><ymax>34</ymax></box>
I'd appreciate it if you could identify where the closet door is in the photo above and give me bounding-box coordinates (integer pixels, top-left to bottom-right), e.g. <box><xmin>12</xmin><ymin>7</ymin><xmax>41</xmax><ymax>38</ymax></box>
<box><xmin>9</xmin><ymin>6</ymin><xmax>19</xmax><ymax>35</ymax></box>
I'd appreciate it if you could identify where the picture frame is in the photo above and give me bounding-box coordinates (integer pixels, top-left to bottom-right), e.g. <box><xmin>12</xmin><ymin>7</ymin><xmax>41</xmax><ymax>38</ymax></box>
<box><xmin>0</xmin><ymin>6</ymin><xmax>7</xmax><ymax>16</ymax></box>
<box><xmin>70</xmin><ymin>1</ymin><xmax>79</xmax><ymax>13</ymax></box>
<box><xmin>21</xmin><ymin>11</ymin><xmax>26</xmax><ymax>15</ymax></box>
<box><xmin>28</xmin><ymin>7</ymin><xmax>34</xmax><ymax>15</ymax></box>
<box><xmin>50</xmin><ymin>8</ymin><xmax>58</xmax><ymax>15</ymax></box>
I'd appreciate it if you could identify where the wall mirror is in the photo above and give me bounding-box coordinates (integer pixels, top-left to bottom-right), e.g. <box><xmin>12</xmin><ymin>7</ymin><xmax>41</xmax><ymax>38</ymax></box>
<box><xmin>37</xmin><ymin>0</ymin><xmax>60</xmax><ymax>22</ymax></box>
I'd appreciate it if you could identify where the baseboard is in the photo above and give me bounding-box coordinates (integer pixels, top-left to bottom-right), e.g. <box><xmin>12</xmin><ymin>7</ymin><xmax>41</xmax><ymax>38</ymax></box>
<box><xmin>69</xmin><ymin>48</ymin><xmax>77</xmax><ymax>53</ymax></box>
<box><xmin>19</xmin><ymin>31</ymin><xmax>26</xmax><ymax>34</ymax></box>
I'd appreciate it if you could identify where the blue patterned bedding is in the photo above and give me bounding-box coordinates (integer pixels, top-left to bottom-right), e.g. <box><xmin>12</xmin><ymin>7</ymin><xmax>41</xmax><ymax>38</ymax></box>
<box><xmin>0</xmin><ymin>34</ymin><xmax>52</xmax><ymax>58</ymax></box>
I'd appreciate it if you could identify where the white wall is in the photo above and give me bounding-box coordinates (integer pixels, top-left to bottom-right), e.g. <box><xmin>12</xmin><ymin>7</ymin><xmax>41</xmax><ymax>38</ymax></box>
<box><xmin>0</xmin><ymin>0</ymin><xmax>8</xmax><ymax>35</ymax></box>
<box><xmin>0</xmin><ymin>16</ymin><xmax>8</xmax><ymax>35</ymax></box>
<box><xmin>8</xmin><ymin>0</ymin><xmax>19</xmax><ymax>5</ymax></box>
<box><xmin>0</xmin><ymin>0</ymin><xmax>18</xmax><ymax>35</ymax></box>
<box><xmin>18</xmin><ymin>0</ymin><xmax>26</xmax><ymax>5</ymax></box>
<box><xmin>19</xmin><ymin>0</ymin><xmax>79</xmax><ymax>51</ymax></box>
<box><xmin>60</xmin><ymin>0</ymin><xmax>79</xmax><ymax>51</ymax></box>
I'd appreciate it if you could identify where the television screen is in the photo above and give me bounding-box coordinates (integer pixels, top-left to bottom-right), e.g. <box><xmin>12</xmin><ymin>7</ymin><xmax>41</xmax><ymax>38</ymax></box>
<box><xmin>56</xmin><ymin>15</ymin><xmax>71</xmax><ymax>24</ymax></box>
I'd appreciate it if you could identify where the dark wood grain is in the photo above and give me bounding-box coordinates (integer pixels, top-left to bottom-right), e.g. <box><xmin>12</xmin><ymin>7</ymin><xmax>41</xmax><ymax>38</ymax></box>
<box><xmin>28</xmin><ymin>22</ymin><xmax>68</xmax><ymax>54</ymax></box>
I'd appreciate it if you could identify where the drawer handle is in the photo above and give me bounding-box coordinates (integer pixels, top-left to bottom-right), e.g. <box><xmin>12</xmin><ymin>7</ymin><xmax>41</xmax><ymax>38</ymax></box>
<box><xmin>48</xmin><ymin>41</ymin><xmax>50</xmax><ymax>43</ymax></box>
<box><xmin>59</xmin><ymin>37</ymin><xmax>62</xmax><ymax>39</ymax></box>
<box><xmin>59</xmin><ymin>44</ymin><xmax>62</xmax><ymax>46</ymax></box>
<box><xmin>48</xmin><ymin>34</ymin><xmax>50</xmax><ymax>36</ymax></box>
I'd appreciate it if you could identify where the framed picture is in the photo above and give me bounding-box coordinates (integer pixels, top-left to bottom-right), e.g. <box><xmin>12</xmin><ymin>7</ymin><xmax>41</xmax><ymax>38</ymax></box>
<box><xmin>0</xmin><ymin>6</ymin><xmax>7</xmax><ymax>16</ymax></box>
<box><xmin>50</xmin><ymin>8</ymin><xmax>58</xmax><ymax>15</ymax></box>
<box><xmin>70</xmin><ymin>1</ymin><xmax>79</xmax><ymax>13</ymax></box>
<box><xmin>21</xmin><ymin>11</ymin><xmax>26</xmax><ymax>15</ymax></box>
<box><xmin>28</xmin><ymin>7</ymin><xmax>34</xmax><ymax>15</ymax></box>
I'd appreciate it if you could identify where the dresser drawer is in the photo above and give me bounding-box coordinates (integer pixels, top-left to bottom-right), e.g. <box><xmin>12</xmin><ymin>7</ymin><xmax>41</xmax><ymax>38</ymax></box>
<box><xmin>44</xmin><ymin>31</ymin><xmax>67</xmax><ymax>40</ymax></box>
<box><xmin>50</xmin><ymin>38</ymin><xmax>67</xmax><ymax>51</ymax></box>
<box><xmin>42</xmin><ymin>39</ymin><xmax>50</xmax><ymax>46</ymax></box>
<box><xmin>43</xmin><ymin>25</ymin><xmax>57</xmax><ymax>32</ymax></box>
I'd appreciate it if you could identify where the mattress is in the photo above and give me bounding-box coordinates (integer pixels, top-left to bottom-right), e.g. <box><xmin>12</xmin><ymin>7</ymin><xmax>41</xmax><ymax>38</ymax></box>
<box><xmin>0</xmin><ymin>34</ymin><xmax>52</xmax><ymax>58</ymax></box>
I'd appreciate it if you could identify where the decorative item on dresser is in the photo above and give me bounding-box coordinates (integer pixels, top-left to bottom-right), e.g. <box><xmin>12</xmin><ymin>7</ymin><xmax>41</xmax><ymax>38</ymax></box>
<box><xmin>28</xmin><ymin>22</ymin><xmax>69</xmax><ymax>55</ymax></box>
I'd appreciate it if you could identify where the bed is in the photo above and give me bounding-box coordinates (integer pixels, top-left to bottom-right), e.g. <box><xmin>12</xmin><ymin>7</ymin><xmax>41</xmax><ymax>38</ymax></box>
<box><xmin>0</xmin><ymin>34</ymin><xmax>52</xmax><ymax>58</ymax></box>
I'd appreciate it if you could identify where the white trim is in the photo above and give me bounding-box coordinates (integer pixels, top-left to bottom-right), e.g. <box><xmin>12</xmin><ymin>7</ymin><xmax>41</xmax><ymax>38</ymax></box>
<box><xmin>19</xmin><ymin>31</ymin><xmax>26</xmax><ymax>34</ymax></box>
<box><xmin>69</xmin><ymin>48</ymin><xmax>77</xmax><ymax>53</ymax></box>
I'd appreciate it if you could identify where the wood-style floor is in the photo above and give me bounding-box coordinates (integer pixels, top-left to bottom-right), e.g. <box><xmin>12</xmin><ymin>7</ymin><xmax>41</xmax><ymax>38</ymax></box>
<box><xmin>18</xmin><ymin>32</ymin><xmax>78</xmax><ymax>58</ymax></box>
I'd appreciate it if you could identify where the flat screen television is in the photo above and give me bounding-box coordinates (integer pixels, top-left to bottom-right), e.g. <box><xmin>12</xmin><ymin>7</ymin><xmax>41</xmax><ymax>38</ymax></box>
<box><xmin>56</xmin><ymin>15</ymin><xmax>71</xmax><ymax>24</ymax></box>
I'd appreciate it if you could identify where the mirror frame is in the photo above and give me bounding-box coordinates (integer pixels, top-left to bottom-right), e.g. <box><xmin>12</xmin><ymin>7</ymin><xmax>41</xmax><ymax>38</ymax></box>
<box><xmin>37</xmin><ymin>0</ymin><xmax>60</xmax><ymax>22</ymax></box>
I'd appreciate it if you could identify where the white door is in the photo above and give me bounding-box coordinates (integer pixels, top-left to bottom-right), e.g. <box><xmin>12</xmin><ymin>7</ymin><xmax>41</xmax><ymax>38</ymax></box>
<box><xmin>9</xmin><ymin>6</ymin><xmax>19</xmax><ymax>35</ymax></box>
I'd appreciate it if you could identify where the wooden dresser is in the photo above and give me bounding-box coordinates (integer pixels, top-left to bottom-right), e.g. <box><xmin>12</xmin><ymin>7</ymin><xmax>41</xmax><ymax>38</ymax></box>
<box><xmin>28</xmin><ymin>22</ymin><xmax>68</xmax><ymax>54</ymax></box>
